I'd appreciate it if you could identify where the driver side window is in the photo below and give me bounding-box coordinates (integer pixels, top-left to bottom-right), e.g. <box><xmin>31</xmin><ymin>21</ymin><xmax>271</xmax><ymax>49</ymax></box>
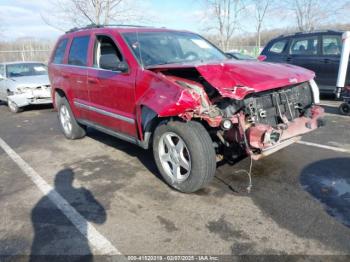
<box><xmin>93</xmin><ymin>35</ymin><xmax>123</xmax><ymax>70</ymax></box>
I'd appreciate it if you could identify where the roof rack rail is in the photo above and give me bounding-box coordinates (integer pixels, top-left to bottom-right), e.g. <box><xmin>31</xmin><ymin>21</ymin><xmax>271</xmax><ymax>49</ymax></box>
<box><xmin>277</xmin><ymin>29</ymin><xmax>342</xmax><ymax>38</ymax></box>
<box><xmin>66</xmin><ymin>24</ymin><xmax>150</xmax><ymax>33</ymax></box>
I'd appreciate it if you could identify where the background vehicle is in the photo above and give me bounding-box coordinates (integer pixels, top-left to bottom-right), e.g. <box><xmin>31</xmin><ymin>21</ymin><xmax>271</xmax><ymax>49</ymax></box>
<box><xmin>226</xmin><ymin>52</ymin><xmax>256</xmax><ymax>60</ymax></box>
<box><xmin>339</xmin><ymin>86</ymin><xmax>350</xmax><ymax>115</ymax></box>
<box><xmin>49</xmin><ymin>25</ymin><xmax>324</xmax><ymax>193</ymax></box>
<box><xmin>259</xmin><ymin>30</ymin><xmax>347</xmax><ymax>94</ymax></box>
<box><xmin>0</xmin><ymin>62</ymin><xmax>52</xmax><ymax>113</ymax></box>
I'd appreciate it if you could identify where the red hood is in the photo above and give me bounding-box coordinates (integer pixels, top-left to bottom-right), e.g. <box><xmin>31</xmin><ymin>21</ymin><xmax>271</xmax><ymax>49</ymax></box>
<box><xmin>149</xmin><ymin>60</ymin><xmax>315</xmax><ymax>100</ymax></box>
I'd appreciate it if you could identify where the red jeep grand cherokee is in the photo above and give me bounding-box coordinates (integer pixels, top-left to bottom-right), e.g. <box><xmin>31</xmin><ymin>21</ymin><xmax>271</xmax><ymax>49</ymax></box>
<box><xmin>48</xmin><ymin>25</ymin><xmax>324</xmax><ymax>193</ymax></box>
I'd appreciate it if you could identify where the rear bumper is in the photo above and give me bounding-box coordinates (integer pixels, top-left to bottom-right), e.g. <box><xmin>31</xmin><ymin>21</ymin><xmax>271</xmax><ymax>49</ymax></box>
<box><xmin>246</xmin><ymin>105</ymin><xmax>324</xmax><ymax>160</ymax></box>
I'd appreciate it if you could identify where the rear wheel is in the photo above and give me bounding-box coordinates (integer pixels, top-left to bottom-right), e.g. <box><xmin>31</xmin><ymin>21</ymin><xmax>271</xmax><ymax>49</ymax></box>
<box><xmin>339</xmin><ymin>102</ymin><xmax>350</xmax><ymax>116</ymax></box>
<box><xmin>153</xmin><ymin>120</ymin><xmax>216</xmax><ymax>193</ymax></box>
<box><xmin>57</xmin><ymin>97</ymin><xmax>86</xmax><ymax>139</ymax></box>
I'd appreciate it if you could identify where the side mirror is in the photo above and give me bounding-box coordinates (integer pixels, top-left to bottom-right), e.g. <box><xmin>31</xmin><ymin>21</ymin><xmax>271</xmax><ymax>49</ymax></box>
<box><xmin>100</xmin><ymin>54</ymin><xmax>128</xmax><ymax>73</ymax></box>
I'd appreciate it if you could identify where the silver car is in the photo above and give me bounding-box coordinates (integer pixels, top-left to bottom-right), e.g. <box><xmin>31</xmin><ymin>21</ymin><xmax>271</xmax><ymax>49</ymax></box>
<box><xmin>0</xmin><ymin>61</ymin><xmax>52</xmax><ymax>113</ymax></box>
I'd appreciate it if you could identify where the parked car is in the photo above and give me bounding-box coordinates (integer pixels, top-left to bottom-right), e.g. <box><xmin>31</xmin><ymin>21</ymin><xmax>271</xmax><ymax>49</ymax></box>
<box><xmin>259</xmin><ymin>30</ymin><xmax>347</xmax><ymax>94</ymax></box>
<box><xmin>226</xmin><ymin>52</ymin><xmax>256</xmax><ymax>60</ymax></box>
<box><xmin>49</xmin><ymin>25</ymin><xmax>324</xmax><ymax>193</ymax></box>
<box><xmin>0</xmin><ymin>62</ymin><xmax>52</xmax><ymax>113</ymax></box>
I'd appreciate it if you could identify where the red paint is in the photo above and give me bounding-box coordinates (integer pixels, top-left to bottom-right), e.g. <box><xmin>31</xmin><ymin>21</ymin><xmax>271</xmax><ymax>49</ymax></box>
<box><xmin>258</xmin><ymin>55</ymin><xmax>267</xmax><ymax>61</ymax></box>
<box><xmin>49</xmin><ymin>27</ymin><xmax>323</xmax><ymax>158</ymax></box>
<box><xmin>150</xmin><ymin>60</ymin><xmax>315</xmax><ymax>100</ymax></box>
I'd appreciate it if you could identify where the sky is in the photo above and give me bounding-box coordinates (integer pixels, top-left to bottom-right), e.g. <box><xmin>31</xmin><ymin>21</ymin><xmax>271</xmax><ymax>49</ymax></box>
<box><xmin>0</xmin><ymin>0</ymin><xmax>349</xmax><ymax>41</ymax></box>
<box><xmin>0</xmin><ymin>0</ymin><xmax>209</xmax><ymax>40</ymax></box>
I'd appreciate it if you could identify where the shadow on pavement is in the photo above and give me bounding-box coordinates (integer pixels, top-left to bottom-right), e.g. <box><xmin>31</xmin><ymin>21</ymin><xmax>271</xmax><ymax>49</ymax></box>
<box><xmin>300</xmin><ymin>158</ymin><xmax>350</xmax><ymax>228</ymax></box>
<box><xmin>30</xmin><ymin>168</ymin><xmax>106</xmax><ymax>261</ymax></box>
<box><xmin>86</xmin><ymin>128</ymin><xmax>162</xmax><ymax>182</ymax></box>
<box><xmin>322</xmin><ymin>104</ymin><xmax>341</xmax><ymax>116</ymax></box>
<box><xmin>215</xmin><ymin>154</ymin><xmax>350</xmax><ymax>254</ymax></box>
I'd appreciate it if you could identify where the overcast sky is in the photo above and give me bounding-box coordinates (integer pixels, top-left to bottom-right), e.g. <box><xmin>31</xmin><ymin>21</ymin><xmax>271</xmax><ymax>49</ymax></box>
<box><xmin>0</xmin><ymin>0</ymin><xmax>349</xmax><ymax>40</ymax></box>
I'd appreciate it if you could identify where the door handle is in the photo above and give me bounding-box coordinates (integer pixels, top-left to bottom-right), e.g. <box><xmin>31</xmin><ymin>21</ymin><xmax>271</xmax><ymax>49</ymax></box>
<box><xmin>88</xmin><ymin>78</ymin><xmax>99</xmax><ymax>84</ymax></box>
<box><xmin>286</xmin><ymin>57</ymin><xmax>292</xmax><ymax>62</ymax></box>
<box><xmin>62</xmin><ymin>73</ymin><xmax>69</xmax><ymax>79</ymax></box>
<box><xmin>324</xmin><ymin>58</ymin><xmax>331</xmax><ymax>64</ymax></box>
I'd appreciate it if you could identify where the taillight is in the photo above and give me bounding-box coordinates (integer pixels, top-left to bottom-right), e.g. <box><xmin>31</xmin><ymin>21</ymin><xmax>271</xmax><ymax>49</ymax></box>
<box><xmin>258</xmin><ymin>55</ymin><xmax>267</xmax><ymax>61</ymax></box>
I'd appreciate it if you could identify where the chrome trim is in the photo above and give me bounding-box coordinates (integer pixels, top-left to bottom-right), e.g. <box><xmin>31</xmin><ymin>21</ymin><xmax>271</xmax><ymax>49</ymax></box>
<box><xmin>56</xmin><ymin>63</ymin><xmax>127</xmax><ymax>73</ymax></box>
<box><xmin>74</xmin><ymin>100</ymin><xmax>135</xmax><ymax>124</ymax></box>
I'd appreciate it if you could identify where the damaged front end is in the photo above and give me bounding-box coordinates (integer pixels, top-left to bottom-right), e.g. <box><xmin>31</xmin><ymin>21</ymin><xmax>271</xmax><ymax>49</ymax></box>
<box><xmin>148</xmin><ymin>62</ymin><xmax>324</xmax><ymax>162</ymax></box>
<box><xmin>8</xmin><ymin>85</ymin><xmax>52</xmax><ymax>108</ymax></box>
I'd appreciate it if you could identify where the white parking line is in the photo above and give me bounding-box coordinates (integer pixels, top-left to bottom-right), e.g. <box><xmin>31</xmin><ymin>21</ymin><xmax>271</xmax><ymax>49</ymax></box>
<box><xmin>297</xmin><ymin>140</ymin><xmax>350</xmax><ymax>154</ymax></box>
<box><xmin>0</xmin><ymin>137</ymin><xmax>121</xmax><ymax>256</ymax></box>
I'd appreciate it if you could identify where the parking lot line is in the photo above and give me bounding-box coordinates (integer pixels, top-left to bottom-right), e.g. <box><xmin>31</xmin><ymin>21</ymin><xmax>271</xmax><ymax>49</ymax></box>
<box><xmin>297</xmin><ymin>140</ymin><xmax>350</xmax><ymax>154</ymax></box>
<box><xmin>0</xmin><ymin>137</ymin><xmax>121</xmax><ymax>256</ymax></box>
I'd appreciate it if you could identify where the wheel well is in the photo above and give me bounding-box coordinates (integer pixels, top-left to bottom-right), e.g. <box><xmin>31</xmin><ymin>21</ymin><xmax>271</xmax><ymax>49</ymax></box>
<box><xmin>140</xmin><ymin>105</ymin><xmax>211</xmax><ymax>149</ymax></box>
<box><xmin>54</xmin><ymin>89</ymin><xmax>66</xmax><ymax>108</ymax></box>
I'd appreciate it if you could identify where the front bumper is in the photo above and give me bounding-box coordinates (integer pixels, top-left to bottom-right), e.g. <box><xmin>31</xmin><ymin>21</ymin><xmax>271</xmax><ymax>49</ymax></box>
<box><xmin>8</xmin><ymin>88</ymin><xmax>52</xmax><ymax>107</ymax></box>
<box><xmin>246</xmin><ymin>105</ymin><xmax>324</xmax><ymax>160</ymax></box>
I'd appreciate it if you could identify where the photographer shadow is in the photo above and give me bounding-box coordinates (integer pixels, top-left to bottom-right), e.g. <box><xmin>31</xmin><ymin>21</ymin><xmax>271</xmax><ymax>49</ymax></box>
<box><xmin>30</xmin><ymin>168</ymin><xmax>106</xmax><ymax>261</ymax></box>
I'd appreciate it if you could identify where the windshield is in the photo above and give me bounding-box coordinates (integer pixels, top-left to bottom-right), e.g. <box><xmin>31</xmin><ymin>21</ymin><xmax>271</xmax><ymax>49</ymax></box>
<box><xmin>122</xmin><ymin>31</ymin><xmax>227</xmax><ymax>67</ymax></box>
<box><xmin>6</xmin><ymin>63</ymin><xmax>47</xmax><ymax>78</ymax></box>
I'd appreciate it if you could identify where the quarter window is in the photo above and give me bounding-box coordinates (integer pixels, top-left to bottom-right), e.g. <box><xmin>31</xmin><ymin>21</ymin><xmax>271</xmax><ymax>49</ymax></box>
<box><xmin>290</xmin><ymin>36</ymin><xmax>318</xmax><ymax>55</ymax></box>
<box><xmin>322</xmin><ymin>35</ymin><xmax>341</xmax><ymax>55</ymax></box>
<box><xmin>52</xmin><ymin>39</ymin><xmax>68</xmax><ymax>64</ymax></box>
<box><xmin>68</xmin><ymin>36</ymin><xmax>90</xmax><ymax>66</ymax></box>
<box><xmin>269</xmin><ymin>40</ymin><xmax>287</xmax><ymax>54</ymax></box>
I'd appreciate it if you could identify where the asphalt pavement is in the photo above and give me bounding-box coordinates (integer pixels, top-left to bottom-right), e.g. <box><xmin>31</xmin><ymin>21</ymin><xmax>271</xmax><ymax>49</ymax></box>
<box><xmin>0</xmin><ymin>99</ymin><xmax>349</xmax><ymax>261</ymax></box>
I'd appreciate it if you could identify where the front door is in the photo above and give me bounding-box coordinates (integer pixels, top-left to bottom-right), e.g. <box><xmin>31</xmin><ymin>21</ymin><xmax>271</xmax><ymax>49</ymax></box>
<box><xmin>86</xmin><ymin>34</ymin><xmax>137</xmax><ymax>137</ymax></box>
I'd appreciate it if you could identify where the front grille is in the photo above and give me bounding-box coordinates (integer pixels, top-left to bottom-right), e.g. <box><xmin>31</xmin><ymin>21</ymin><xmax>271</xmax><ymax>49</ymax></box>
<box><xmin>243</xmin><ymin>82</ymin><xmax>313</xmax><ymax>127</ymax></box>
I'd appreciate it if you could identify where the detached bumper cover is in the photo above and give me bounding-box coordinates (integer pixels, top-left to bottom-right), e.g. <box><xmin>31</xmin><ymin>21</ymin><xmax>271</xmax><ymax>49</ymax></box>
<box><xmin>8</xmin><ymin>88</ymin><xmax>52</xmax><ymax>107</ymax></box>
<box><xmin>246</xmin><ymin>105</ymin><xmax>324</xmax><ymax>159</ymax></box>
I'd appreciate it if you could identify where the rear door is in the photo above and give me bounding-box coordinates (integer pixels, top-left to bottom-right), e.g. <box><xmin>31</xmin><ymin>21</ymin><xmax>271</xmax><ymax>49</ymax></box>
<box><xmin>66</xmin><ymin>35</ymin><xmax>91</xmax><ymax>119</ymax></box>
<box><xmin>286</xmin><ymin>35</ymin><xmax>322</xmax><ymax>82</ymax></box>
<box><xmin>318</xmin><ymin>34</ymin><xmax>342</xmax><ymax>92</ymax></box>
<box><xmin>85</xmin><ymin>33</ymin><xmax>138</xmax><ymax>137</ymax></box>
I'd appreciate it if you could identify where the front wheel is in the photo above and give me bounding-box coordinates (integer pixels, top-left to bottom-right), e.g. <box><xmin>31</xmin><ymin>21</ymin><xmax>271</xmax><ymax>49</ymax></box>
<box><xmin>153</xmin><ymin>121</ymin><xmax>216</xmax><ymax>193</ymax></box>
<box><xmin>8</xmin><ymin>100</ymin><xmax>22</xmax><ymax>113</ymax></box>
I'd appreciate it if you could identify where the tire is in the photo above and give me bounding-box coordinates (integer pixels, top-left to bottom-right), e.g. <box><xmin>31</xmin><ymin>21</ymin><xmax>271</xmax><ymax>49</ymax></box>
<box><xmin>8</xmin><ymin>100</ymin><xmax>22</xmax><ymax>113</ymax></box>
<box><xmin>153</xmin><ymin>120</ymin><xmax>216</xmax><ymax>193</ymax></box>
<box><xmin>339</xmin><ymin>102</ymin><xmax>350</xmax><ymax>116</ymax></box>
<box><xmin>57</xmin><ymin>96</ymin><xmax>86</xmax><ymax>139</ymax></box>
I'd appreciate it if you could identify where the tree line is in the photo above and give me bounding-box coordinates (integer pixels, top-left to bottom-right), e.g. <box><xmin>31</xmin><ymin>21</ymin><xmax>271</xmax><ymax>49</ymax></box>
<box><xmin>1</xmin><ymin>0</ymin><xmax>350</xmax><ymax>62</ymax></box>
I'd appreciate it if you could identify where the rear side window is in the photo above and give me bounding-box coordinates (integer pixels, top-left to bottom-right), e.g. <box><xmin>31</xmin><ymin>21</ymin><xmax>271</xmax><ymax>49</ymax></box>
<box><xmin>322</xmin><ymin>35</ymin><xmax>341</xmax><ymax>55</ymax></box>
<box><xmin>52</xmin><ymin>39</ymin><xmax>68</xmax><ymax>64</ymax></box>
<box><xmin>68</xmin><ymin>36</ymin><xmax>90</xmax><ymax>66</ymax></box>
<box><xmin>269</xmin><ymin>40</ymin><xmax>287</xmax><ymax>54</ymax></box>
<box><xmin>290</xmin><ymin>36</ymin><xmax>318</xmax><ymax>55</ymax></box>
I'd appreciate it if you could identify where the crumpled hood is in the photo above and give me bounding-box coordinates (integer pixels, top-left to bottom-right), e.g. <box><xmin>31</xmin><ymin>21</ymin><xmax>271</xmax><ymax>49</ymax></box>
<box><xmin>10</xmin><ymin>75</ymin><xmax>50</xmax><ymax>88</ymax></box>
<box><xmin>149</xmin><ymin>60</ymin><xmax>315</xmax><ymax>99</ymax></box>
